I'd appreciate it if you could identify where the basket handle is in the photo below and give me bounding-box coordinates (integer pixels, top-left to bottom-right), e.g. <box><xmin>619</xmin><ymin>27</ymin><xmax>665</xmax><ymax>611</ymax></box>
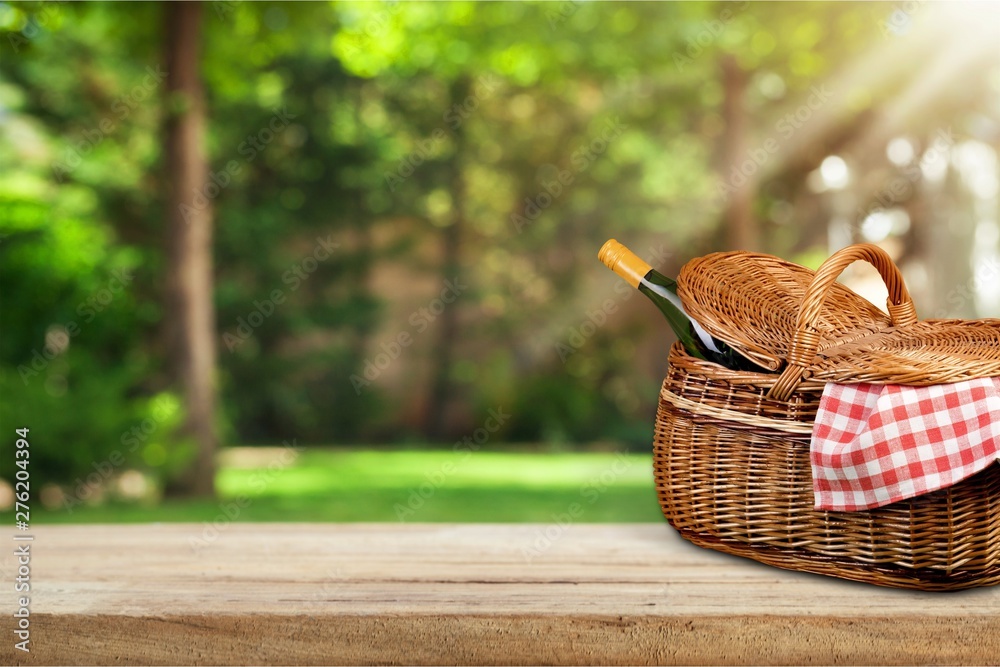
<box><xmin>766</xmin><ymin>244</ymin><xmax>917</xmax><ymax>401</ymax></box>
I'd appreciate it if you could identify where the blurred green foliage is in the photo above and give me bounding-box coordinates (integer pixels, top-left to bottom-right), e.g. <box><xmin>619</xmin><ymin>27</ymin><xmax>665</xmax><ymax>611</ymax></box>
<box><xmin>2</xmin><ymin>0</ymin><xmax>994</xmax><ymax>500</ymax></box>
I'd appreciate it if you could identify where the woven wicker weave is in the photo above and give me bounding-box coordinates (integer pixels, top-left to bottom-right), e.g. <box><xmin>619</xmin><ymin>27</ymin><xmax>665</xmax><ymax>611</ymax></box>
<box><xmin>654</xmin><ymin>243</ymin><xmax>1000</xmax><ymax>590</ymax></box>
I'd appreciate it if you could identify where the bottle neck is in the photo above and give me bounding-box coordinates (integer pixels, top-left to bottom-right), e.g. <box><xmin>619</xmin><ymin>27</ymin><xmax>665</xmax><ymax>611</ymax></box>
<box><xmin>598</xmin><ymin>238</ymin><xmax>766</xmax><ymax>373</ymax></box>
<box><xmin>600</xmin><ymin>239</ymin><xmax>721</xmax><ymax>355</ymax></box>
<box><xmin>640</xmin><ymin>278</ymin><xmax>721</xmax><ymax>354</ymax></box>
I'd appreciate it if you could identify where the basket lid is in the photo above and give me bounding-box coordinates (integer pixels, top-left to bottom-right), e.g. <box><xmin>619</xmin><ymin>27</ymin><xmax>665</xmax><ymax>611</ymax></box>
<box><xmin>808</xmin><ymin>318</ymin><xmax>1000</xmax><ymax>384</ymax></box>
<box><xmin>676</xmin><ymin>250</ymin><xmax>894</xmax><ymax>372</ymax></box>
<box><xmin>675</xmin><ymin>243</ymin><xmax>1000</xmax><ymax>397</ymax></box>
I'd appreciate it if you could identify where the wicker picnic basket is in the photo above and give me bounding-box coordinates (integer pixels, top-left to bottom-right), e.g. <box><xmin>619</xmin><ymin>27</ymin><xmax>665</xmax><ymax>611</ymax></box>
<box><xmin>654</xmin><ymin>243</ymin><xmax>1000</xmax><ymax>590</ymax></box>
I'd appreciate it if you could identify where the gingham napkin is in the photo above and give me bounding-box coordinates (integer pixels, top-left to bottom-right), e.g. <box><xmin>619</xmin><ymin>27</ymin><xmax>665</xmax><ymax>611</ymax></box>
<box><xmin>811</xmin><ymin>379</ymin><xmax>1000</xmax><ymax>511</ymax></box>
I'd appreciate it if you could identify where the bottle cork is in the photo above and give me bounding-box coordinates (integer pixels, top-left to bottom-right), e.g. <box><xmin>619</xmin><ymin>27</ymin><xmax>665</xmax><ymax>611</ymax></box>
<box><xmin>598</xmin><ymin>239</ymin><xmax>650</xmax><ymax>289</ymax></box>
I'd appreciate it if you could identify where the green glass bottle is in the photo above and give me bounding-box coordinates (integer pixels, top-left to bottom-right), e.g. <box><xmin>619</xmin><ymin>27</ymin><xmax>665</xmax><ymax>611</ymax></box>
<box><xmin>598</xmin><ymin>239</ymin><xmax>766</xmax><ymax>372</ymax></box>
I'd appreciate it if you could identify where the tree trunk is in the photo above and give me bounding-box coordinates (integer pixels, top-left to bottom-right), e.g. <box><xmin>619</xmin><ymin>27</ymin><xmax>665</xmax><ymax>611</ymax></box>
<box><xmin>163</xmin><ymin>1</ymin><xmax>216</xmax><ymax>497</ymax></box>
<box><xmin>720</xmin><ymin>55</ymin><xmax>758</xmax><ymax>251</ymax></box>
<box><xmin>425</xmin><ymin>78</ymin><xmax>469</xmax><ymax>439</ymax></box>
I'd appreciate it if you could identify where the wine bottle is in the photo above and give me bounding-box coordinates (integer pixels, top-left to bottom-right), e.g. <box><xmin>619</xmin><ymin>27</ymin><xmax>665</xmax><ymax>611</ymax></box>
<box><xmin>598</xmin><ymin>239</ymin><xmax>766</xmax><ymax>372</ymax></box>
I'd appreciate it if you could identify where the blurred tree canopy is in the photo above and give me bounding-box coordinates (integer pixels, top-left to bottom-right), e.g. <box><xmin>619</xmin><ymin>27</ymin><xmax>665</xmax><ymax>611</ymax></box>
<box><xmin>2</xmin><ymin>1</ymin><xmax>999</xmax><ymax>496</ymax></box>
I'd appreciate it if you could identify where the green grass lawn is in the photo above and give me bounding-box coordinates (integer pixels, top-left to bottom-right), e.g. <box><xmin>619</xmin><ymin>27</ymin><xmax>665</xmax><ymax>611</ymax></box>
<box><xmin>13</xmin><ymin>448</ymin><xmax>664</xmax><ymax>524</ymax></box>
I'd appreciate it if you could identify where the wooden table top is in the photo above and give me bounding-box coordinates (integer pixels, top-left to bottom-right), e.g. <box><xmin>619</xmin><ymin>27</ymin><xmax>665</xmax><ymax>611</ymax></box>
<box><xmin>3</xmin><ymin>522</ymin><xmax>998</xmax><ymax>665</ymax></box>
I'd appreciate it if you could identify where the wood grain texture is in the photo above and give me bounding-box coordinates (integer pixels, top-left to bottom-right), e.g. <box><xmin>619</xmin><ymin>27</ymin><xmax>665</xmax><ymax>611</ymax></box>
<box><xmin>2</xmin><ymin>523</ymin><xmax>999</xmax><ymax>665</ymax></box>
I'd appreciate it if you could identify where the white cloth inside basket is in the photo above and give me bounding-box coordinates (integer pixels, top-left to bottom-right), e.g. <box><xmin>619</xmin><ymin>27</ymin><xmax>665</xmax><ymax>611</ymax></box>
<box><xmin>810</xmin><ymin>378</ymin><xmax>1000</xmax><ymax>511</ymax></box>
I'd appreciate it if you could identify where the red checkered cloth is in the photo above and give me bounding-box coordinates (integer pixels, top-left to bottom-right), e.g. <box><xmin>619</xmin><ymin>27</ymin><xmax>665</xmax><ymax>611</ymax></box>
<box><xmin>811</xmin><ymin>379</ymin><xmax>1000</xmax><ymax>511</ymax></box>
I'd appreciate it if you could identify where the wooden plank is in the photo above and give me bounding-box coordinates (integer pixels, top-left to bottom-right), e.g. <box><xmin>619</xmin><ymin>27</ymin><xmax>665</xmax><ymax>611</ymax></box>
<box><xmin>2</xmin><ymin>523</ymin><xmax>998</xmax><ymax>665</ymax></box>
